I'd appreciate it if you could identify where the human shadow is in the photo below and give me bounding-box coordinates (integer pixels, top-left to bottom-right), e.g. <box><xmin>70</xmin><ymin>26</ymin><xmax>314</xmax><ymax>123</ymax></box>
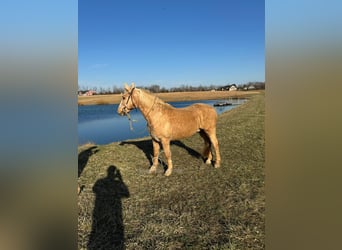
<box><xmin>119</xmin><ymin>139</ymin><xmax>202</xmax><ymax>165</ymax></box>
<box><xmin>87</xmin><ymin>165</ymin><xmax>130</xmax><ymax>250</ymax></box>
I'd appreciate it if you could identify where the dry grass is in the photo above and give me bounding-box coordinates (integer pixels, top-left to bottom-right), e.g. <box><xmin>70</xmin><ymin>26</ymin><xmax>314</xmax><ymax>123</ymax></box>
<box><xmin>78</xmin><ymin>92</ymin><xmax>265</xmax><ymax>249</ymax></box>
<box><xmin>78</xmin><ymin>90</ymin><xmax>261</xmax><ymax>106</ymax></box>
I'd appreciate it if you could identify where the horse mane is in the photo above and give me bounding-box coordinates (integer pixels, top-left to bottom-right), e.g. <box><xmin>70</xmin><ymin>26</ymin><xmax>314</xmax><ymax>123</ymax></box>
<box><xmin>139</xmin><ymin>88</ymin><xmax>172</xmax><ymax>107</ymax></box>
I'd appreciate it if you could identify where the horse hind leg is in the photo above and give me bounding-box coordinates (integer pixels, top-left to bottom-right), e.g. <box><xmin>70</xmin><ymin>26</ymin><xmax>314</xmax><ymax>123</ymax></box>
<box><xmin>204</xmin><ymin>129</ymin><xmax>221</xmax><ymax>168</ymax></box>
<box><xmin>199</xmin><ymin>130</ymin><xmax>212</xmax><ymax>165</ymax></box>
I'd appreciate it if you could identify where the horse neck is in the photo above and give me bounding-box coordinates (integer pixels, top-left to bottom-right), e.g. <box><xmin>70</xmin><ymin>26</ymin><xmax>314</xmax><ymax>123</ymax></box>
<box><xmin>134</xmin><ymin>90</ymin><xmax>159</xmax><ymax>121</ymax></box>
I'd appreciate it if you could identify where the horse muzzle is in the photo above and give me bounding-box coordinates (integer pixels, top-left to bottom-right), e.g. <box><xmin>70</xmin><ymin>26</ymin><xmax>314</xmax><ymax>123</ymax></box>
<box><xmin>117</xmin><ymin>106</ymin><xmax>129</xmax><ymax>116</ymax></box>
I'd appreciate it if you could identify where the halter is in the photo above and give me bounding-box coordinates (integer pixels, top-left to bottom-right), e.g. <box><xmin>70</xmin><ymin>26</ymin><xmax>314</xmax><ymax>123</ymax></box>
<box><xmin>121</xmin><ymin>88</ymin><xmax>157</xmax><ymax>131</ymax></box>
<box><xmin>122</xmin><ymin>87</ymin><xmax>136</xmax><ymax>113</ymax></box>
<box><xmin>121</xmin><ymin>87</ymin><xmax>137</xmax><ymax>130</ymax></box>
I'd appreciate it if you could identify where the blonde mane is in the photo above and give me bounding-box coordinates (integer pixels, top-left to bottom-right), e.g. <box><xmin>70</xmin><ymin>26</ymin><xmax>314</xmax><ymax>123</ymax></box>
<box><xmin>139</xmin><ymin>89</ymin><xmax>171</xmax><ymax>107</ymax></box>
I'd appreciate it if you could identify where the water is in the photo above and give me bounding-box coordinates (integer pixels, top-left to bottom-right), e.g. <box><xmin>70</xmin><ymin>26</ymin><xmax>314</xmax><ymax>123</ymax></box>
<box><xmin>78</xmin><ymin>99</ymin><xmax>245</xmax><ymax>145</ymax></box>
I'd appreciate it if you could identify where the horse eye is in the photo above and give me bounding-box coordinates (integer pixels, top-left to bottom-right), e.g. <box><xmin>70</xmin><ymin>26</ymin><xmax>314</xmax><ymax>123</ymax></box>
<box><xmin>122</xmin><ymin>96</ymin><xmax>126</xmax><ymax>100</ymax></box>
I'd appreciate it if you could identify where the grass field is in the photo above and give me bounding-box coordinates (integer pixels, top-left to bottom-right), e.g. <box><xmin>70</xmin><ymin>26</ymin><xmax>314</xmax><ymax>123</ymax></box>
<box><xmin>78</xmin><ymin>90</ymin><xmax>261</xmax><ymax>106</ymax></box>
<box><xmin>78</xmin><ymin>92</ymin><xmax>265</xmax><ymax>249</ymax></box>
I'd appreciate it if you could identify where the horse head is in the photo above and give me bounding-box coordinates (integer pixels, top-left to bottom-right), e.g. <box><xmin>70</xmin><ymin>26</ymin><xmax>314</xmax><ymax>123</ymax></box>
<box><xmin>117</xmin><ymin>82</ymin><xmax>137</xmax><ymax>115</ymax></box>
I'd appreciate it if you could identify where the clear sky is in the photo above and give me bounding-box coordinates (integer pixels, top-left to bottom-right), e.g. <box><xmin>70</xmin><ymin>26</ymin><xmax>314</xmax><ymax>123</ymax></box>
<box><xmin>79</xmin><ymin>0</ymin><xmax>264</xmax><ymax>89</ymax></box>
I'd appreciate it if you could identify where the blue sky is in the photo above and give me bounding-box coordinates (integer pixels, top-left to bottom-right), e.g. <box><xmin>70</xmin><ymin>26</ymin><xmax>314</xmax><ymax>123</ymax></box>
<box><xmin>79</xmin><ymin>0</ymin><xmax>264</xmax><ymax>89</ymax></box>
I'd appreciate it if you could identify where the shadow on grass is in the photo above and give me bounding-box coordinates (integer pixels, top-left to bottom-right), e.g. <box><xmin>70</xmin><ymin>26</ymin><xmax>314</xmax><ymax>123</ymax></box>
<box><xmin>87</xmin><ymin>165</ymin><xmax>130</xmax><ymax>250</ymax></box>
<box><xmin>119</xmin><ymin>139</ymin><xmax>154</xmax><ymax>165</ymax></box>
<box><xmin>119</xmin><ymin>139</ymin><xmax>202</xmax><ymax>166</ymax></box>
<box><xmin>78</xmin><ymin>146</ymin><xmax>99</xmax><ymax>193</ymax></box>
<box><xmin>171</xmin><ymin>140</ymin><xmax>202</xmax><ymax>159</ymax></box>
<box><xmin>78</xmin><ymin>146</ymin><xmax>99</xmax><ymax>178</ymax></box>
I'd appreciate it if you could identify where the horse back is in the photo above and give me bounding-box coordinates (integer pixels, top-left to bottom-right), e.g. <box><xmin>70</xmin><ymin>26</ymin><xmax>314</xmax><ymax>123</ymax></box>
<box><xmin>167</xmin><ymin>103</ymin><xmax>217</xmax><ymax>138</ymax></box>
<box><xmin>189</xmin><ymin>103</ymin><xmax>217</xmax><ymax>128</ymax></box>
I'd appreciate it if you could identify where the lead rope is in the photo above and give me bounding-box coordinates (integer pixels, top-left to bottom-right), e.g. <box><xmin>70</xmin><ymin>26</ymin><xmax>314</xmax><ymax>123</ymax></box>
<box><xmin>125</xmin><ymin>111</ymin><xmax>136</xmax><ymax>131</ymax></box>
<box><xmin>124</xmin><ymin>95</ymin><xmax>157</xmax><ymax>133</ymax></box>
<box><xmin>124</xmin><ymin>110</ymin><xmax>149</xmax><ymax>135</ymax></box>
<box><xmin>123</xmin><ymin>88</ymin><xmax>137</xmax><ymax>131</ymax></box>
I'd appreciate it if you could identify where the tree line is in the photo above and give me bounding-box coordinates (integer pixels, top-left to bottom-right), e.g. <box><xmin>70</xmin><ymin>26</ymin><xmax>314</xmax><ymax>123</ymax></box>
<box><xmin>78</xmin><ymin>81</ymin><xmax>265</xmax><ymax>95</ymax></box>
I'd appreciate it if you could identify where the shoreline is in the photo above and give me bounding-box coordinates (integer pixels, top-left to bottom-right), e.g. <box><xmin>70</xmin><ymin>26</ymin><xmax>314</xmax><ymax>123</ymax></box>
<box><xmin>78</xmin><ymin>90</ymin><xmax>261</xmax><ymax>106</ymax></box>
<box><xmin>78</xmin><ymin>98</ymin><xmax>248</xmax><ymax>147</ymax></box>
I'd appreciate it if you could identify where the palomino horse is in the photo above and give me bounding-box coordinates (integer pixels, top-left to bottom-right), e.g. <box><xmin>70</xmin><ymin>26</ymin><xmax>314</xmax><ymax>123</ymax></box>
<box><xmin>117</xmin><ymin>83</ymin><xmax>221</xmax><ymax>176</ymax></box>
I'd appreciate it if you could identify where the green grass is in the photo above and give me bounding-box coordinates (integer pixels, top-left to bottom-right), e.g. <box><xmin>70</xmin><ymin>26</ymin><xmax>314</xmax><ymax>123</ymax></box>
<box><xmin>78</xmin><ymin>93</ymin><xmax>265</xmax><ymax>249</ymax></box>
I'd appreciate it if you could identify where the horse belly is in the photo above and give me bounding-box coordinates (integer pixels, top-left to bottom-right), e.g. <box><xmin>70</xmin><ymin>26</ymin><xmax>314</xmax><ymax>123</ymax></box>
<box><xmin>170</xmin><ymin>117</ymin><xmax>199</xmax><ymax>139</ymax></box>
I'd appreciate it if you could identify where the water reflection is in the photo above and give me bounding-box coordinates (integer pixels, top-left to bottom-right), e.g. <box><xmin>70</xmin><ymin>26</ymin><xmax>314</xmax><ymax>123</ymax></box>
<box><xmin>78</xmin><ymin>99</ymin><xmax>245</xmax><ymax>145</ymax></box>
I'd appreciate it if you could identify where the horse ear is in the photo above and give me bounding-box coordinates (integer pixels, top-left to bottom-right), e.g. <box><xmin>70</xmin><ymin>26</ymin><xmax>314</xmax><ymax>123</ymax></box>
<box><xmin>131</xmin><ymin>82</ymin><xmax>135</xmax><ymax>89</ymax></box>
<box><xmin>124</xmin><ymin>83</ymin><xmax>130</xmax><ymax>92</ymax></box>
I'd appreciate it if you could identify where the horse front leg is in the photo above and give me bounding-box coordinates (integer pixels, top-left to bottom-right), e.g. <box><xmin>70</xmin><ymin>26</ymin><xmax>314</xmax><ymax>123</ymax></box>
<box><xmin>161</xmin><ymin>138</ymin><xmax>173</xmax><ymax>176</ymax></box>
<box><xmin>149</xmin><ymin>139</ymin><xmax>160</xmax><ymax>174</ymax></box>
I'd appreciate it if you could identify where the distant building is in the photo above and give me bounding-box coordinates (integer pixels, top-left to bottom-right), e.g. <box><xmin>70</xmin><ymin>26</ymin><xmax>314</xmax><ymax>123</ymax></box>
<box><xmin>78</xmin><ymin>90</ymin><xmax>96</xmax><ymax>96</ymax></box>
<box><xmin>221</xmin><ymin>84</ymin><xmax>238</xmax><ymax>91</ymax></box>
<box><xmin>228</xmin><ymin>85</ymin><xmax>237</xmax><ymax>91</ymax></box>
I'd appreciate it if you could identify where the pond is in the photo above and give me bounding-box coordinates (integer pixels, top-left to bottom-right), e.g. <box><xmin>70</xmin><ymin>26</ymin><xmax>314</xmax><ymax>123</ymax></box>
<box><xmin>78</xmin><ymin>99</ymin><xmax>246</xmax><ymax>145</ymax></box>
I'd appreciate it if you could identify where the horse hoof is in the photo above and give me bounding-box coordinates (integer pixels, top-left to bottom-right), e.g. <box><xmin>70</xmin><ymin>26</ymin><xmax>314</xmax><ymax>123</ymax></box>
<box><xmin>214</xmin><ymin>163</ymin><xmax>221</xmax><ymax>168</ymax></box>
<box><xmin>164</xmin><ymin>169</ymin><xmax>172</xmax><ymax>176</ymax></box>
<box><xmin>149</xmin><ymin>166</ymin><xmax>157</xmax><ymax>174</ymax></box>
<box><xmin>205</xmin><ymin>159</ymin><xmax>212</xmax><ymax>165</ymax></box>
